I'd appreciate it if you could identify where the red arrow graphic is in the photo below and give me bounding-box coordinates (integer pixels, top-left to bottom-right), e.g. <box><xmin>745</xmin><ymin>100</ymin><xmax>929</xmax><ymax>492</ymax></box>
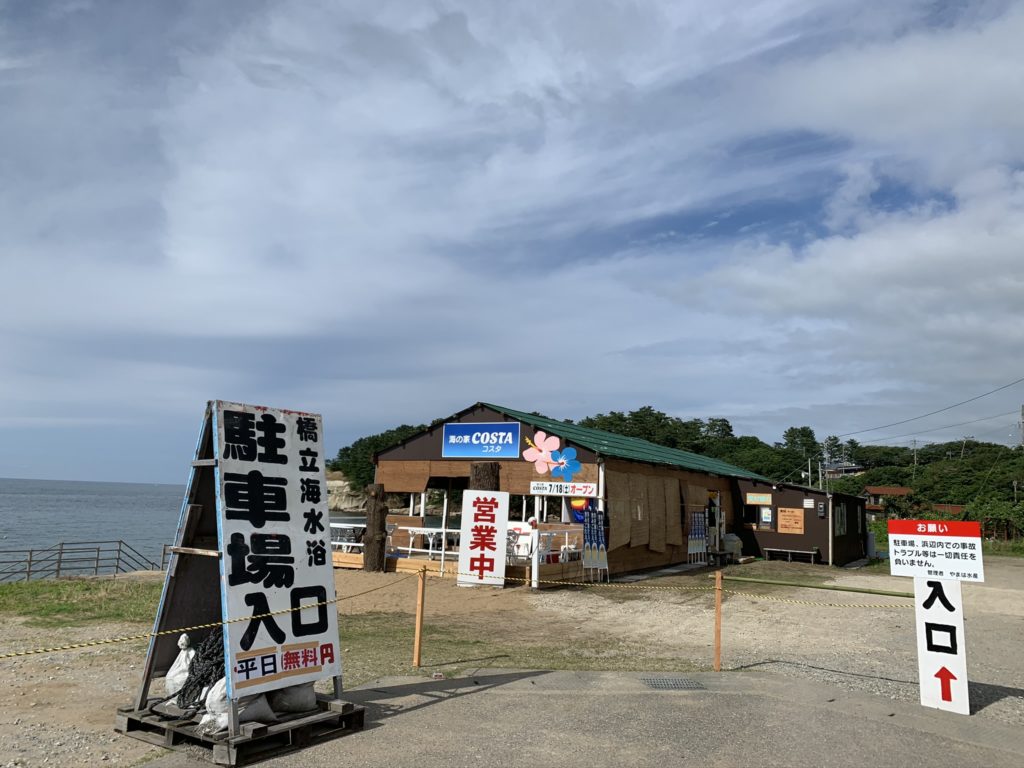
<box><xmin>935</xmin><ymin>666</ymin><xmax>957</xmax><ymax>702</ymax></box>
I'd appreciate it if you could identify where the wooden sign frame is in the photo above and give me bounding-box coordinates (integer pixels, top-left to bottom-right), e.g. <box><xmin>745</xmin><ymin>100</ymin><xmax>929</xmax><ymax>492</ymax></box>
<box><xmin>120</xmin><ymin>402</ymin><xmax>353</xmax><ymax>756</ymax></box>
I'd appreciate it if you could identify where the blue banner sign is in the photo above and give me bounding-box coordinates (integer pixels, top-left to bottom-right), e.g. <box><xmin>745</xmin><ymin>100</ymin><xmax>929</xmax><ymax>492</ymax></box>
<box><xmin>442</xmin><ymin>422</ymin><xmax>521</xmax><ymax>459</ymax></box>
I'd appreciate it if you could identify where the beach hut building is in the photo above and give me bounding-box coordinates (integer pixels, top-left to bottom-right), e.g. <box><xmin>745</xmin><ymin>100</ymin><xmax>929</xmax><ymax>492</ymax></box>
<box><xmin>369</xmin><ymin>403</ymin><xmax>867</xmax><ymax>576</ymax></box>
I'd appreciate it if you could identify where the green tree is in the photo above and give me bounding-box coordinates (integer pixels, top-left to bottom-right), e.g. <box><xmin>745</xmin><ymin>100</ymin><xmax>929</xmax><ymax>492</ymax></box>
<box><xmin>578</xmin><ymin>406</ymin><xmax>704</xmax><ymax>452</ymax></box>
<box><xmin>844</xmin><ymin>438</ymin><xmax>862</xmax><ymax>464</ymax></box>
<box><xmin>703</xmin><ymin>418</ymin><xmax>734</xmax><ymax>441</ymax></box>
<box><xmin>856</xmin><ymin>444</ymin><xmax>913</xmax><ymax>469</ymax></box>
<box><xmin>883</xmin><ymin>492</ymin><xmax>918</xmax><ymax>519</ymax></box>
<box><xmin>330</xmin><ymin>423</ymin><xmax>426</xmax><ymax>489</ymax></box>
<box><xmin>821</xmin><ymin>434</ymin><xmax>842</xmax><ymax>463</ymax></box>
<box><xmin>782</xmin><ymin>426</ymin><xmax>821</xmax><ymax>462</ymax></box>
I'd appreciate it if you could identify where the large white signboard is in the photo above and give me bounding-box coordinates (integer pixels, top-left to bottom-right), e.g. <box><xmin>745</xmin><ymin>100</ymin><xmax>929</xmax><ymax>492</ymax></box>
<box><xmin>457</xmin><ymin>490</ymin><xmax>510</xmax><ymax>587</ymax></box>
<box><xmin>888</xmin><ymin>520</ymin><xmax>984</xmax><ymax>582</ymax></box>
<box><xmin>215</xmin><ymin>401</ymin><xmax>340</xmax><ymax>699</ymax></box>
<box><xmin>914</xmin><ymin>577</ymin><xmax>969</xmax><ymax>715</ymax></box>
<box><xmin>529</xmin><ymin>481</ymin><xmax>598</xmax><ymax>498</ymax></box>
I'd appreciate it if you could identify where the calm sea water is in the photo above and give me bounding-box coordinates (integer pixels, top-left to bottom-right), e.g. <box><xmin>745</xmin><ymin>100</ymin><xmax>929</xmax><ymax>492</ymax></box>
<box><xmin>0</xmin><ymin>477</ymin><xmax>185</xmax><ymax>564</ymax></box>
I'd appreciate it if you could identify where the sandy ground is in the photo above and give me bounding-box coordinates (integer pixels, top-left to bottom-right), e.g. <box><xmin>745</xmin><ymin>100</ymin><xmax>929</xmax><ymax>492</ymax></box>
<box><xmin>1</xmin><ymin>559</ymin><xmax>1022</xmax><ymax>767</ymax></box>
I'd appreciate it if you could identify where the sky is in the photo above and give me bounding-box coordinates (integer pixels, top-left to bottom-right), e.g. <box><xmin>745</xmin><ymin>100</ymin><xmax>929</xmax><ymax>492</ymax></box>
<box><xmin>2</xmin><ymin>0</ymin><xmax>1024</xmax><ymax>484</ymax></box>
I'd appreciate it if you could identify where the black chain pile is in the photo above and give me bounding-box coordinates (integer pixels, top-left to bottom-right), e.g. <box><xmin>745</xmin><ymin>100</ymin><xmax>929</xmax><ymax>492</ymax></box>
<box><xmin>176</xmin><ymin>627</ymin><xmax>225</xmax><ymax>711</ymax></box>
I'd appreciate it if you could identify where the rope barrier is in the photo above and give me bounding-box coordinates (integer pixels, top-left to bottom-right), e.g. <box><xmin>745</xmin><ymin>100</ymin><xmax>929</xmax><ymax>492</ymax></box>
<box><xmin>0</xmin><ymin>567</ymin><xmax>910</xmax><ymax>660</ymax></box>
<box><xmin>0</xmin><ymin>573</ymin><xmax>418</xmax><ymax>660</ymax></box>
<box><xmin>492</xmin><ymin>573</ymin><xmax>911</xmax><ymax>608</ymax></box>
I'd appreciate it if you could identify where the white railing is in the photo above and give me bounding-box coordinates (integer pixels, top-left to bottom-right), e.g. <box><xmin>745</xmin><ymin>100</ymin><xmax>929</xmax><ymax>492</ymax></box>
<box><xmin>329</xmin><ymin>522</ymin><xmax>366</xmax><ymax>553</ymax></box>
<box><xmin>396</xmin><ymin>526</ymin><xmax>462</xmax><ymax>575</ymax></box>
<box><xmin>331</xmin><ymin>521</ymin><xmax>588</xmax><ymax>586</ymax></box>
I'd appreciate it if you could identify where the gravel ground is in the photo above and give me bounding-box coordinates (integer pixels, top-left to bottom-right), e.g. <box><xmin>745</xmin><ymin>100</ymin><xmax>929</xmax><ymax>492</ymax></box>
<box><xmin>0</xmin><ymin>621</ymin><xmax>154</xmax><ymax>767</ymax></box>
<box><xmin>1</xmin><ymin>557</ymin><xmax>1021</xmax><ymax>766</ymax></box>
<box><xmin>531</xmin><ymin>556</ymin><xmax>1024</xmax><ymax>725</ymax></box>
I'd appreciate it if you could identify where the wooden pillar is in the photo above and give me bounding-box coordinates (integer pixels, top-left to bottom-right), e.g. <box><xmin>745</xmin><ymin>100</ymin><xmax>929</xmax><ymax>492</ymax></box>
<box><xmin>412</xmin><ymin>566</ymin><xmax>427</xmax><ymax>667</ymax></box>
<box><xmin>363</xmin><ymin>484</ymin><xmax>389</xmax><ymax>572</ymax></box>
<box><xmin>469</xmin><ymin>462</ymin><xmax>500</xmax><ymax>492</ymax></box>
<box><xmin>714</xmin><ymin>569</ymin><xmax>723</xmax><ymax>672</ymax></box>
<box><xmin>440</xmin><ymin>486</ymin><xmax>450</xmax><ymax>576</ymax></box>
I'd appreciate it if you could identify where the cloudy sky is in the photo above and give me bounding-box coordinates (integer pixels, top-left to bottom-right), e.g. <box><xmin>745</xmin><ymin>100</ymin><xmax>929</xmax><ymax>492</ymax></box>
<box><xmin>2</xmin><ymin>0</ymin><xmax>1023</xmax><ymax>483</ymax></box>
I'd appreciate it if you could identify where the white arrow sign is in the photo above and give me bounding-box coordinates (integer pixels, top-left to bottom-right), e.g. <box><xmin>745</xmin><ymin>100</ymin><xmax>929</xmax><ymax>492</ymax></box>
<box><xmin>914</xmin><ymin>577</ymin><xmax>969</xmax><ymax>715</ymax></box>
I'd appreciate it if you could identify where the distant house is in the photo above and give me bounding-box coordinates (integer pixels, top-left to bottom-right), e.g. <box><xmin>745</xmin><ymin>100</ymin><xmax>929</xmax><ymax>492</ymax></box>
<box><xmin>863</xmin><ymin>486</ymin><xmax>913</xmax><ymax>517</ymax></box>
<box><xmin>823</xmin><ymin>461</ymin><xmax>863</xmax><ymax>479</ymax></box>
<box><xmin>863</xmin><ymin>487</ymin><xmax>964</xmax><ymax>520</ymax></box>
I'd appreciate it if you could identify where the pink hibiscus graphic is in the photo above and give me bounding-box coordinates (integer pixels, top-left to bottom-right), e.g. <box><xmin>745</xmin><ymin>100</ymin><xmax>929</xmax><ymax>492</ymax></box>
<box><xmin>522</xmin><ymin>430</ymin><xmax>560</xmax><ymax>474</ymax></box>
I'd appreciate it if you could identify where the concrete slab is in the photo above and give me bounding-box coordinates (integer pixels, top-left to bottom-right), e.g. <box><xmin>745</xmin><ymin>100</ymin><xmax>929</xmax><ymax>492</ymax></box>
<box><xmin>145</xmin><ymin>668</ymin><xmax>1024</xmax><ymax>768</ymax></box>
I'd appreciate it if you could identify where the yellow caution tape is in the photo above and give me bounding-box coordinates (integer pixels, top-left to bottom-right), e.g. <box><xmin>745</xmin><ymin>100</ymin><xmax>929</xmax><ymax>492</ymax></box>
<box><xmin>0</xmin><ymin>573</ymin><xmax>418</xmax><ymax>660</ymax></box>
<box><xmin>0</xmin><ymin>567</ymin><xmax>910</xmax><ymax>660</ymax></box>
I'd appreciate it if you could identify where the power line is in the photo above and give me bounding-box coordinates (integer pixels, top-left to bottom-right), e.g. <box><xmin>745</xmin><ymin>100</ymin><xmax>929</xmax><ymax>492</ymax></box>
<box><xmin>859</xmin><ymin>410</ymin><xmax>1018</xmax><ymax>444</ymax></box>
<box><xmin>836</xmin><ymin>375</ymin><xmax>1024</xmax><ymax>438</ymax></box>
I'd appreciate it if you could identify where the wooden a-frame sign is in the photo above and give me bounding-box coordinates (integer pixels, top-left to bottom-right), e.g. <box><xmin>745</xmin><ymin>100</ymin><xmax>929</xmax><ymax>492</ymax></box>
<box><xmin>133</xmin><ymin>404</ymin><xmax>224</xmax><ymax>711</ymax></box>
<box><xmin>121</xmin><ymin>401</ymin><xmax>356</xmax><ymax>760</ymax></box>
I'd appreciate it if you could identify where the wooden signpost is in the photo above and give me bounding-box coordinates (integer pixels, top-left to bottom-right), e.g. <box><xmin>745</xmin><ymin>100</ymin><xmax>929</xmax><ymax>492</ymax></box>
<box><xmin>116</xmin><ymin>401</ymin><xmax>363</xmax><ymax>765</ymax></box>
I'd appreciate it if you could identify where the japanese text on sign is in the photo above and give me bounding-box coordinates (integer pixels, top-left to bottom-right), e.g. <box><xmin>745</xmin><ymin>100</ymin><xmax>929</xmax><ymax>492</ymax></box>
<box><xmin>216</xmin><ymin>402</ymin><xmax>340</xmax><ymax>699</ymax></box>
<box><xmin>529</xmin><ymin>481</ymin><xmax>598</xmax><ymax>498</ymax></box>
<box><xmin>457</xmin><ymin>490</ymin><xmax>509</xmax><ymax>587</ymax></box>
<box><xmin>442</xmin><ymin>422</ymin><xmax>521</xmax><ymax>459</ymax></box>
<box><xmin>888</xmin><ymin>520</ymin><xmax>984</xmax><ymax>582</ymax></box>
<box><xmin>914</xmin><ymin>577</ymin><xmax>970</xmax><ymax>715</ymax></box>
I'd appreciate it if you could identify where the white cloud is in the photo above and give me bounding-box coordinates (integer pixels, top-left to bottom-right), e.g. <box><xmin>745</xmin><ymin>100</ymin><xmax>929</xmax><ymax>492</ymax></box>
<box><xmin>2</xmin><ymin>0</ymin><xmax>1024</xmax><ymax>480</ymax></box>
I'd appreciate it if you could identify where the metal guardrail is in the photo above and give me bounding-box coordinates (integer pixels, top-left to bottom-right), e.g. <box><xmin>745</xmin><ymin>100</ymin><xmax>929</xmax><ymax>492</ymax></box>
<box><xmin>0</xmin><ymin>540</ymin><xmax>162</xmax><ymax>583</ymax></box>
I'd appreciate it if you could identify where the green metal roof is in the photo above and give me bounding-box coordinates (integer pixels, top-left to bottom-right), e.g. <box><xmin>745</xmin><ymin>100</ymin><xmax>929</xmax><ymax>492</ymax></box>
<box><xmin>482</xmin><ymin>403</ymin><xmax>768</xmax><ymax>481</ymax></box>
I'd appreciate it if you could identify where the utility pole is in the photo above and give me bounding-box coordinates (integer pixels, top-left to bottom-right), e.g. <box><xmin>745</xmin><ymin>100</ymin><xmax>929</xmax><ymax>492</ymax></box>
<box><xmin>1019</xmin><ymin>404</ymin><xmax>1023</xmax><ymax>447</ymax></box>
<box><xmin>960</xmin><ymin>435</ymin><xmax>974</xmax><ymax>460</ymax></box>
<box><xmin>912</xmin><ymin>439</ymin><xmax>918</xmax><ymax>484</ymax></box>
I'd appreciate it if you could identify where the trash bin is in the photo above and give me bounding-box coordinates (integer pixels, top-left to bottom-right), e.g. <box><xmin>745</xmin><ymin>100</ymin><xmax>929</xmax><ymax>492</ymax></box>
<box><xmin>722</xmin><ymin>533</ymin><xmax>743</xmax><ymax>563</ymax></box>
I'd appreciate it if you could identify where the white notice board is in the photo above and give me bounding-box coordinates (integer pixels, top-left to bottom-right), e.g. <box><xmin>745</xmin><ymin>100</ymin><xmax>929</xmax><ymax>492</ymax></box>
<box><xmin>214</xmin><ymin>401</ymin><xmax>340</xmax><ymax>699</ymax></box>
<box><xmin>888</xmin><ymin>520</ymin><xmax>984</xmax><ymax>582</ymax></box>
<box><xmin>914</xmin><ymin>577</ymin><xmax>969</xmax><ymax>715</ymax></box>
<box><xmin>457</xmin><ymin>490</ymin><xmax>509</xmax><ymax>587</ymax></box>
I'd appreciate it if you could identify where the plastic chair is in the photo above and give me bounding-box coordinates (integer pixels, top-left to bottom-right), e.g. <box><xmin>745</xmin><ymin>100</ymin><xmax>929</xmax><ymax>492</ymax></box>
<box><xmin>506</xmin><ymin>529</ymin><xmax>522</xmax><ymax>565</ymax></box>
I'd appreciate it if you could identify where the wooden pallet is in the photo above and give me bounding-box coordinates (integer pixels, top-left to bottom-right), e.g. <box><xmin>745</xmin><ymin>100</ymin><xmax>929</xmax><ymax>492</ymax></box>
<box><xmin>115</xmin><ymin>693</ymin><xmax>365</xmax><ymax>766</ymax></box>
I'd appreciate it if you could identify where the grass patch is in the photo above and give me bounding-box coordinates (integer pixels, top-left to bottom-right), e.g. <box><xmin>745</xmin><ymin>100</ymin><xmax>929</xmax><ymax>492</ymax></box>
<box><xmin>338</xmin><ymin>611</ymin><xmax>705</xmax><ymax>688</ymax></box>
<box><xmin>983</xmin><ymin>539</ymin><xmax>1024</xmax><ymax>557</ymax></box>
<box><xmin>0</xmin><ymin>578</ymin><xmax>163</xmax><ymax>627</ymax></box>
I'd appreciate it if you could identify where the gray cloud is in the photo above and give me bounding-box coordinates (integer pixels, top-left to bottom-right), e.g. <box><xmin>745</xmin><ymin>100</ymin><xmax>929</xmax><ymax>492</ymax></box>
<box><xmin>2</xmin><ymin>0</ymin><xmax>1023</xmax><ymax>481</ymax></box>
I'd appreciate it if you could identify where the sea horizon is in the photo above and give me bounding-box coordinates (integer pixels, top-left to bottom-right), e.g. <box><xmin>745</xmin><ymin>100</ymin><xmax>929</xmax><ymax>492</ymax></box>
<box><xmin>0</xmin><ymin>475</ymin><xmax>185</xmax><ymax>487</ymax></box>
<box><xmin>0</xmin><ymin>477</ymin><xmax>186</xmax><ymax>563</ymax></box>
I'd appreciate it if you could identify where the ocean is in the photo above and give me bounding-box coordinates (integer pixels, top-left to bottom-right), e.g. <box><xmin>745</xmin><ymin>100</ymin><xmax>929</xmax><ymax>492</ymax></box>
<box><xmin>0</xmin><ymin>477</ymin><xmax>185</xmax><ymax>564</ymax></box>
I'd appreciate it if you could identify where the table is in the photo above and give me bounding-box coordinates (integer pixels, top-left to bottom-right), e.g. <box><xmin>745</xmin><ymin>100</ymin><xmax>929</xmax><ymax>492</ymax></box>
<box><xmin>398</xmin><ymin>526</ymin><xmax>451</xmax><ymax>559</ymax></box>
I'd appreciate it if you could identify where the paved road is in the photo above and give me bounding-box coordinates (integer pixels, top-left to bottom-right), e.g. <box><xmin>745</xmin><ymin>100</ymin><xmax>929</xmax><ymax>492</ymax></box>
<box><xmin>146</xmin><ymin>669</ymin><xmax>1024</xmax><ymax>767</ymax></box>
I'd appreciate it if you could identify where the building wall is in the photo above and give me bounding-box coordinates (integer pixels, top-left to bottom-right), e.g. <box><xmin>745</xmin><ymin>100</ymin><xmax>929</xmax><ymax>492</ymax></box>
<box><xmin>602</xmin><ymin>458</ymin><xmax>735</xmax><ymax>574</ymax></box>
<box><xmin>375</xmin><ymin>404</ymin><xmax>600</xmax><ymax>493</ymax></box>
<box><xmin>375</xmin><ymin>404</ymin><xmax>599</xmax><ymax>464</ymax></box>
<box><xmin>375</xmin><ymin>457</ymin><xmax>599</xmax><ymax>494</ymax></box>
<box><xmin>733</xmin><ymin>481</ymin><xmax>867</xmax><ymax>565</ymax></box>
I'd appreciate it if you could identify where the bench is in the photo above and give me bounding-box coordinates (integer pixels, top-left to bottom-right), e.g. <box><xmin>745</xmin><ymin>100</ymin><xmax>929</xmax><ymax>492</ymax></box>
<box><xmin>763</xmin><ymin>547</ymin><xmax>819</xmax><ymax>564</ymax></box>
